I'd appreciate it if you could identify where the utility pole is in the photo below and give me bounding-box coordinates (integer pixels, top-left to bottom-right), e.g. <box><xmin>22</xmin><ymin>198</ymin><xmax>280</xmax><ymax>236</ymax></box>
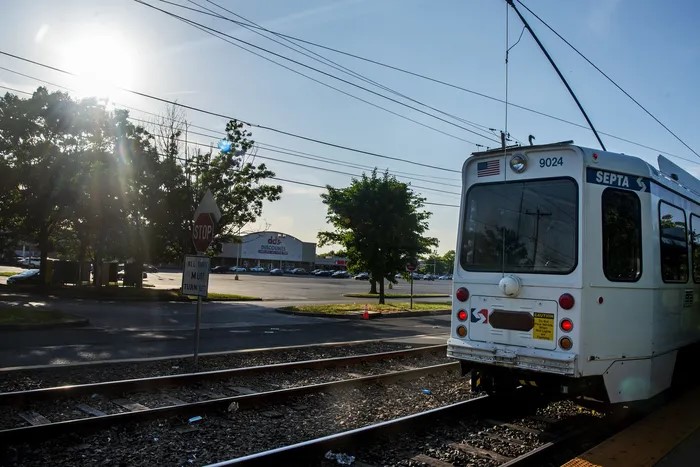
<box><xmin>525</xmin><ymin>208</ymin><xmax>551</xmax><ymax>265</ymax></box>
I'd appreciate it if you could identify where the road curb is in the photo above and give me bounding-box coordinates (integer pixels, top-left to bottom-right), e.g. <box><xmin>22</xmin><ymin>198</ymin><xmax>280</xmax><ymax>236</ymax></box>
<box><xmin>0</xmin><ymin>318</ymin><xmax>90</xmax><ymax>331</ymax></box>
<box><xmin>275</xmin><ymin>308</ymin><xmax>450</xmax><ymax>319</ymax></box>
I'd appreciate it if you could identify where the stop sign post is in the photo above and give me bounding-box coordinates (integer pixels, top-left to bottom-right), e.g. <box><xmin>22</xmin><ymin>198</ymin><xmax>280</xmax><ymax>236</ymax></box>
<box><xmin>406</xmin><ymin>261</ymin><xmax>417</xmax><ymax>309</ymax></box>
<box><xmin>193</xmin><ymin>213</ymin><xmax>215</xmax><ymax>253</ymax></box>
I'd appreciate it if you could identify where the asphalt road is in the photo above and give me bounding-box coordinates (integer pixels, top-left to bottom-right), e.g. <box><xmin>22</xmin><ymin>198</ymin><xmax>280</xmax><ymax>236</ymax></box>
<box><xmin>0</xmin><ymin>268</ymin><xmax>453</xmax><ymax>368</ymax></box>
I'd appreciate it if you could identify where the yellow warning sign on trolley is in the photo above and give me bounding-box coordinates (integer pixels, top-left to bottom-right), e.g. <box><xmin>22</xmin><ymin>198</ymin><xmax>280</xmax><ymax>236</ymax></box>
<box><xmin>533</xmin><ymin>312</ymin><xmax>554</xmax><ymax>340</ymax></box>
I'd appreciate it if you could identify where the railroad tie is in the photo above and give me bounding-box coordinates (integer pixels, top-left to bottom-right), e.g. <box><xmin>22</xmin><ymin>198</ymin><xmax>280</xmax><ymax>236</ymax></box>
<box><xmin>18</xmin><ymin>411</ymin><xmax>50</xmax><ymax>426</ymax></box>
<box><xmin>483</xmin><ymin>419</ymin><xmax>547</xmax><ymax>437</ymax></box>
<box><xmin>75</xmin><ymin>404</ymin><xmax>107</xmax><ymax>417</ymax></box>
<box><xmin>448</xmin><ymin>442</ymin><xmax>513</xmax><ymax>463</ymax></box>
<box><xmin>409</xmin><ymin>454</ymin><xmax>455</xmax><ymax>467</ymax></box>
<box><xmin>112</xmin><ymin>399</ymin><xmax>149</xmax><ymax>412</ymax></box>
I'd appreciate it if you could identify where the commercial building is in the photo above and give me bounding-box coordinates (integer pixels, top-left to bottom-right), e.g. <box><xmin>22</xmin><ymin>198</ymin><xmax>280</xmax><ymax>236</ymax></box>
<box><xmin>218</xmin><ymin>231</ymin><xmax>317</xmax><ymax>270</ymax></box>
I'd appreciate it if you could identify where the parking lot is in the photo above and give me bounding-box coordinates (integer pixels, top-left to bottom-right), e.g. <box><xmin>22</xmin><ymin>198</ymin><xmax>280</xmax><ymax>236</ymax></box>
<box><xmin>149</xmin><ymin>270</ymin><xmax>451</xmax><ymax>301</ymax></box>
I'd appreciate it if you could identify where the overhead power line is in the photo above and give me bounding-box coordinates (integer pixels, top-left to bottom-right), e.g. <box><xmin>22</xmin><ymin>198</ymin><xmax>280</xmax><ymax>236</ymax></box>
<box><xmin>515</xmin><ymin>0</ymin><xmax>699</xmax><ymax>159</ymax></box>
<box><xmin>153</xmin><ymin>148</ymin><xmax>460</xmax><ymax>207</ymax></box>
<box><xmin>169</xmin><ymin>136</ymin><xmax>461</xmax><ymax>197</ymax></box>
<box><xmin>156</xmin><ymin>0</ymin><xmax>699</xmax><ymax>161</ymax></box>
<box><xmin>133</xmin><ymin>0</ymin><xmax>500</xmax><ymax>145</ymax></box>
<box><xmin>0</xmin><ymin>49</ymin><xmax>460</xmax><ymax>173</ymax></box>
<box><xmin>170</xmin><ymin>0</ymin><xmax>495</xmax><ymax>135</ymax></box>
<box><xmin>0</xmin><ymin>65</ymin><xmax>464</xmax><ymax>185</ymax></box>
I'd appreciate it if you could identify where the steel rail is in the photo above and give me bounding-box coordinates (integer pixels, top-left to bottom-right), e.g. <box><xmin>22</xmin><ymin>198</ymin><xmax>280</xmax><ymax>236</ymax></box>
<box><xmin>207</xmin><ymin>394</ymin><xmax>494</xmax><ymax>466</ymax></box>
<box><xmin>0</xmin><ymin>361</ymin><xmax>459</xmax><ymax>445</ymax></box>
<box><xmin>0</xmin><ymin>344</ymin><xmax>447</xmax><ymax>406</ymax></box>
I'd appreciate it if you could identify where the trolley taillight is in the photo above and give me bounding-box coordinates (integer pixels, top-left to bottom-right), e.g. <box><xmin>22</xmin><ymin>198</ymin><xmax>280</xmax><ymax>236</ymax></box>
<box><xmin>560</xmin><ymin>318</ymin><xmax>574</xmax><ymax>333</ymax></box>
<box><xmin>559</xmin><ymin>293</ymin><xmax>575</xmax><ymax>310</ymax></box>
<box><xmin>456</xmin><ymin>287</ymin><xmax>469</xmax><ymax>302</ymax></box>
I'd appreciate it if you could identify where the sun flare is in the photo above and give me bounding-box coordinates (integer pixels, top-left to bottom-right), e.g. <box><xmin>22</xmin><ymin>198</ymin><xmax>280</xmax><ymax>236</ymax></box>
<box><xmin>59</xmin><ymin>27</ymin><xmax>135</xmax><ymax>101</ymax></box>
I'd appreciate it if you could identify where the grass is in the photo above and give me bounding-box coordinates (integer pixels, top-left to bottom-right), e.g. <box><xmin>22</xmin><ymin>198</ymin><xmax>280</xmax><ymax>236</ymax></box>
<box><xmin>0</xmin><ymin>284</ymin><xmax>261</xmax><ymax>302</ymax></box>
<box><xmin>282</xmin><ymin>301</ymin><xmax>450</xmax><ymax>315</ymax></box>
<box><xmin>343</xmin><ymin>293</ymin><xmax>448</xmax><ymax>299</ymax></box>
<box><xmin>0</xmin><ymin>271</ymin><xmax>20</xmax><ymax>277</ymax></box>
<box><xmin>0</xmin><ymin>306</ymin><xmax>84</xmax><ymax>326</ymax></box>
<box><xmin>191</xmin><ymin>292</ymin><xmax>262</xmax><ymax>301</ymax></box>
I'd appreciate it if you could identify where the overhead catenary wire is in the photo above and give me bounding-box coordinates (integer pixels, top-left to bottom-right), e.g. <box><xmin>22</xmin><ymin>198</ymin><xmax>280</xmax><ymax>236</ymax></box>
<box><xmin>141</xmin><ymin>0</ymin><xmax>698</xmax><ymax>162</ymax></box>
<box><xmin>515</xmin><ymin>0</ymin><xmax>699</xmax><ymax>159</ymax></box>
<box><xmin>505</xmin><ymin>0</ymin><xmax>606</xmax><ymax>151</ymax></box>
<box><xmin>0</xmin><ymin>50</ymin><xmax>461</xmax><ymax>173</ymax></box>
<box><xmin>132</xmin><ymin>0</ymin><xmax>500</xmax><ymax>146</ymax></box>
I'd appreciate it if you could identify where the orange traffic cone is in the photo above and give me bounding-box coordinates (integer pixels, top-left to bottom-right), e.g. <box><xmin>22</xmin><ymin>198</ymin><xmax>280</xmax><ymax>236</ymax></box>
<box><xmin>362</xmin><ymin>304</ymin><xmax>369</xmax><ymax>320</ymax></box>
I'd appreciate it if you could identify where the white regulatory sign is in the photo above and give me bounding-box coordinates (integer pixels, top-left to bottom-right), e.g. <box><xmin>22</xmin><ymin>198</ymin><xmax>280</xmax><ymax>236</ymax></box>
<box><xmin>182</xmin><ymin>255</ymin><xmax>210</xmax><ymax>297</ymax></box>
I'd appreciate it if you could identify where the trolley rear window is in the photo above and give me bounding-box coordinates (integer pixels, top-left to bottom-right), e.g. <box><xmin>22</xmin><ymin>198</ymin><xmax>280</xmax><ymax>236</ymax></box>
<box><xmin>460</xmin><ymin>178</ymin><xmax>578</xmax><ymax>274</ymax></box>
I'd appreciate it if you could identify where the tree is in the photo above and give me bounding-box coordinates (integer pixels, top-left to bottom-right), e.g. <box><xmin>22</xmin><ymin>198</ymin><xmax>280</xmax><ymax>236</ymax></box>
<box><xmin>319</xmin><ymin>170</ymin><xmax>437</xmax><ymax>304</ymax></box>
<box><xmin>0</xmin><ymin>88</ymin><xmax>94</xmax><ymax>284</ymax></box>
<box><xmin>192</xmin><ymin>120</ymin><xmax>282</xmax><ymax>249</ymax></box>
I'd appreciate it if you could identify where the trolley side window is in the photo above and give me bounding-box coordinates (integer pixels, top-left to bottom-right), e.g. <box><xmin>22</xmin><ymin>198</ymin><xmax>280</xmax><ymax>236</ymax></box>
<box><xmin>602</xmin><ymin>188</ymin><xmax>642</xmax><ymax>282</ymax></box>
<box><xmin>659</xmin><ymin>201</ymin><xmax>688</xmax><ymax>283</ymax></box>
<box><xmin>691</xmin><ymin>214</ymin><xmax>700</xmax><ymax>283</ymax></box>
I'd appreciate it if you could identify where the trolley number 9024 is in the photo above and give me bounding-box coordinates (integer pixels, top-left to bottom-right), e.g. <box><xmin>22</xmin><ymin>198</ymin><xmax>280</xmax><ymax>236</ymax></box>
<box><xmin>539</xmin><ymin>157</ymin><xmax>563</xmax><ymax>168</ymax></box>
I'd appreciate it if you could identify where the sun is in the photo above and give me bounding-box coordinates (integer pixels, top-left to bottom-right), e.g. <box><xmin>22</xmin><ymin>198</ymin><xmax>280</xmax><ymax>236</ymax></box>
<box><xmin>59</xmin><ymin>27</ymin><xmax>135</xmax><ymax>101</ymax></box>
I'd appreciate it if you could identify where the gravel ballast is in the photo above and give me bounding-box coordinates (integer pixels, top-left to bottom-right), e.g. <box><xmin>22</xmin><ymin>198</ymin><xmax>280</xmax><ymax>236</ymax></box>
<box><xmin>2</xmin><ymin>367</ymin><xmax>470</xmax><ymax>466</ymax></box>
<box><xmin>0</xmin><ymin>341</ymin><xmax>434</xmax><ymax>392</ymax></box>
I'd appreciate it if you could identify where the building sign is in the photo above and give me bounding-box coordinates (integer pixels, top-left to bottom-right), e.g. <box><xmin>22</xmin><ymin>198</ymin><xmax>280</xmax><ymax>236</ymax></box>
<box><xmin>182</xmin><ymin>255</ymin><xmax>210</xmax><ymax>297</ymax></box>
<box><xmin>238</xmin><ymin>232</ymin><xmax>303</xmax><ymax>262</ymax></box>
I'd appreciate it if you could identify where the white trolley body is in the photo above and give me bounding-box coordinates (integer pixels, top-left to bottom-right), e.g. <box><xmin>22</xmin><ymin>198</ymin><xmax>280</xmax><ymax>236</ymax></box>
<box><xmin>448</xmin><ymin>142</ymin><xmax>700</xmax><ymax>403</ymax></box>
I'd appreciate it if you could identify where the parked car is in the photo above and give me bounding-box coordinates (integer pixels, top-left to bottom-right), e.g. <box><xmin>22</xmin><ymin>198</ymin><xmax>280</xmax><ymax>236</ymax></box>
<box><xmin>422</xmin><ymin>274</ymin><xmax>436</xmax><ymax>281</ymax></box>
<box><xmin>229</xmin><ymin>266</ymin><xmax>247</xmax><ymax>273</ymax></box>
<box><xmin>315</xmin><ymin>270</ymin><xmax>333</xmax><ymax>277</ymax></box>
<box><xmin>410</xmin><ymin>272</ymin><xmax>422</xmax><ymax>280</ymax></box>
<box><xmin>438</xmin><ymin>274</ymin><xmax>453</xmax><ymax>280</ymax></box>
<box><xmin>354</xmin><ymin>272</ymin><xmax>369</xmax><ymax>280</ymax></box>
<box><xmin>310</xmin><ymin>269</ymin><xmax>321</xmax><ymax>275</ymax></box>
<box><xmin>270</xmin><ymin>268</ymin><xmax>284</xmax><ymax>276</ymax></box>
<box><xmin>118</xmin><ymin>270</ymin><xmax>148</xmax><ymax>280</ymax></box>
<box><xmin>290</xmin><ymin>268</ymin><xmax>307</xmax><ymax>275</ymax></box>
<box><xmin>211</xmin><ymin>265</ymin><xmax>230</xmax><ymax>273</ymax></box>
<box><xmin>331</xmin><ymin>270</ymin><xmax>350</xmax><ymax>278</ymax></box>
<box><xmin>6</xmin><ymin>269</ymin><xmax>40</xmax><ymax>285</ymax></box>
<box><xmin>249</xmin><ymin>266</ymin><xmax>265</xmax><ymax>273</ymax></box>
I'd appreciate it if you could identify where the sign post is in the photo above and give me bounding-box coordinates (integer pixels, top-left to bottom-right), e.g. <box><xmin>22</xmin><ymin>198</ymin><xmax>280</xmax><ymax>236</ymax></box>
<box><xmin>186</xmin><ymin>190</ymin><xmax>221</xmax><ymax>366</ymax></box>
<box><xmin>182</xmin><ymin>255</ymin><xmax>210</xmax><ymax>365</ymax></box>
<box><xmin>406</xmin><ymin>261</ymin><xmax>417</xmax><ymax>310</ymax></box>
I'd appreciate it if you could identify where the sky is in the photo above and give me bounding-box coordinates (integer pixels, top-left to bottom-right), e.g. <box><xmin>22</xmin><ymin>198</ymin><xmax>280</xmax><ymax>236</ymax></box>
<box><xmin>1</xmin><ymin>0</ymin><xmax>699</xmax><ymax>255</ymax></box>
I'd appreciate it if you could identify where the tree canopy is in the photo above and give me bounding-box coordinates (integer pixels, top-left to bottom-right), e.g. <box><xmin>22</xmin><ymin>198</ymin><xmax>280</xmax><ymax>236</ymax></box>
<box><xmin>0</xmin><ymin>87</ymin><xmax>281</xmax><ymax>286</ymax></box>
<box><xmin>319</xmin><ymin>170</ymin><xmax>437</xmax><ymax>303</ymax></box>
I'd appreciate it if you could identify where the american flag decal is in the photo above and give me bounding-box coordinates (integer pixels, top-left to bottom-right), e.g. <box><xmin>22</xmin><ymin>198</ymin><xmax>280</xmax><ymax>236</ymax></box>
<box><xmin>477</xmin><ymin>160</ymin><xmax>500</xmax><ymax>177</ymax></box>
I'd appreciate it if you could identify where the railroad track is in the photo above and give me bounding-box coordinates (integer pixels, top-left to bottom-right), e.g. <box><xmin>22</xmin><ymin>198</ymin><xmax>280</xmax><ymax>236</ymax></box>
<box><xmin>209</xmin><ymin>391</ymin><xmax>632</xmax><ymax>467</ymax></box>
<box><xmin>0</xmin><ymin>344</ymin><xmax>452</xmax><ymax>445</ymax></box>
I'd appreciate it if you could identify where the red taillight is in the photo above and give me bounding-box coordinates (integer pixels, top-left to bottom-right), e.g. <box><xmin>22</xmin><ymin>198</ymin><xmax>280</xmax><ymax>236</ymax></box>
<box><xmin>560</xmin><ymin>318</ymin><xmax>573</xmax><ymax>333</ymax></box>
<box><xmin>456</xmin><ymin>287</ymin><xmax>469</xmax><ymax>302</ymax></box>
<box><xmin>457</xmin><ymin>310</ymin><xmax>467</xmax><ymax>321</ymax></box>
<box><xmin>559</xmin><ymin>293</ymin><xmax>575</xmax><ymax>310</ymax></box>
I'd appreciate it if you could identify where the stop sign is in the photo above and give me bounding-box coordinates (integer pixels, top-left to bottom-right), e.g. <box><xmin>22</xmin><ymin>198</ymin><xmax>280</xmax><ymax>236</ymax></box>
<box><xmin>406</xmin><ymin>262</ymin><xmax>417</xmax><ymax>272</ymax></box>
<box><xmin>193</xmin><ymin>213</ymin><xmax>215</xmax><ymax>252</ymax></box>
